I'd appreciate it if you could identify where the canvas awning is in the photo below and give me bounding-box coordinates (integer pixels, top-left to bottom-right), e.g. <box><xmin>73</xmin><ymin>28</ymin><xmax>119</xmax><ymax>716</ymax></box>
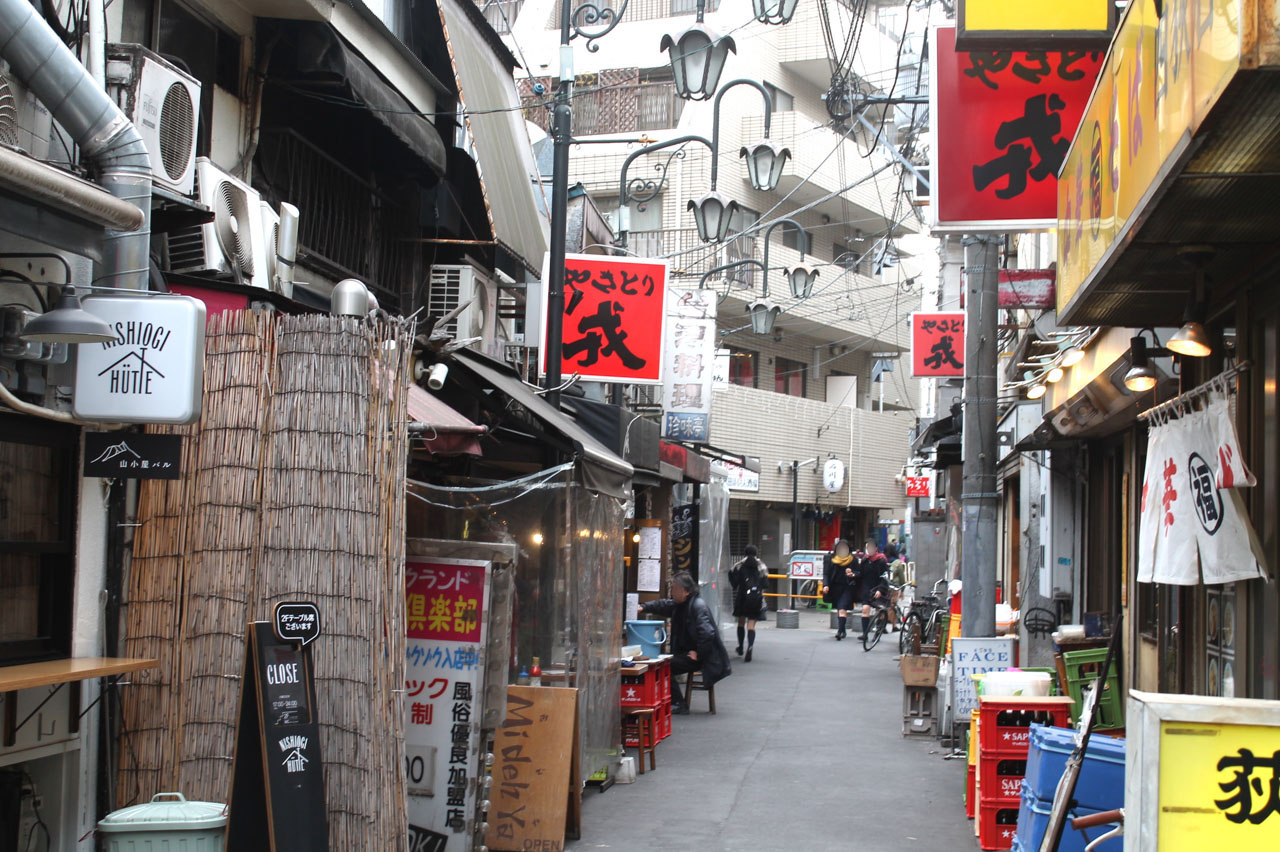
<box><xmin>452</xmin><ymin>350</ymin><xmax>633</xmax><ymax>498</ymax></box>
<box><xmin>407</xmin><ymin>383</ymin><xmax>485</xmax><ymax>456</ymax></box>
<box><xmin>436</xmin><ymin>0</ymin><xmax>548</xmax><ymax>274</ymax></box>
<box><xmin>276</xmin><ymin>22</ymin><xmax>447</xmax><ymax>177</ymax></box>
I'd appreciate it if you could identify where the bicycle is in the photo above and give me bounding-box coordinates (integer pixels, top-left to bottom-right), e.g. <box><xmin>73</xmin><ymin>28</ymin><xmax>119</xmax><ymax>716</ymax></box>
<box><xmin>899</xmin><ymin>578</ymin><xmax>948</xmax><ymax>655</ymax></box>
<box><xmin>863</xmin><ymin>596</ymin><xmax>893</xmax><ymax>651</ymax></box>
<box><xmin>1071</xmin><ymin>809</ymin><xmax>1123</xmax><ymax>851</ymax></box>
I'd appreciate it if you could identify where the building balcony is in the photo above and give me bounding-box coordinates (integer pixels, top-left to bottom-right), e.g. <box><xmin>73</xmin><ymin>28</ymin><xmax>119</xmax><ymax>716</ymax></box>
<box><xmin>709</xmin><ymin>382</ymin><xmax>913</xmax><ymax>508</ymax></box>
<box><xmin>740</xmin><ymin>111</ymin><xmax>914</xmax><ymax>235</ymax></box>
<box><xmin>776</xmin><ymin>2</ymin><xmax>900</xmax><ymax>91</ymax></box>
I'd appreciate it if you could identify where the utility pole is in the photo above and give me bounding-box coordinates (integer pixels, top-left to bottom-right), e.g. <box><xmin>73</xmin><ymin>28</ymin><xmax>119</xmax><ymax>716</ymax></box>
<box><xmin>543</xmin><ymin>3</ymin><xmax>576</xmax><ymax>408</ymax></box>
<box><xmin>960</xmin><ymin>234</ymin><xmax>1000</xmax><ymax>637</ymax></box>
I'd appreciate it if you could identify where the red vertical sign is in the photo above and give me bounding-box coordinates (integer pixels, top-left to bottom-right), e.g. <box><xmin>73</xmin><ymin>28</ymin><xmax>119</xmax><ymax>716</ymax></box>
<box><xmin>540</xmin><ymin>253</ymin><xmax>669</xmax><ymax>384</ymax></box>
<box><xmin>932</xmin><ymin>26</ymin><xmax>1102</xmax><ymax>229</ymax></box>
<box><xmin>911</xmin><ymin>312</ymin><xmax>966</xmax><ymax>377</ymax></box>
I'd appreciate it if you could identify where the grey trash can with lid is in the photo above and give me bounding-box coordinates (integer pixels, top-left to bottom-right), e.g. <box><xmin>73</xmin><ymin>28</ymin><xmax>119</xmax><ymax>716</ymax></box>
<box><xmin>97</xmin><ymin>792</ymin><xmax>227</xmax><ymax>851</ymax></box>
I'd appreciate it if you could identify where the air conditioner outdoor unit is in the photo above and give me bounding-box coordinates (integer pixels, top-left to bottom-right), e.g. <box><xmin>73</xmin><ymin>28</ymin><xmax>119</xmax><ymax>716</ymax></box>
<box><xmin>106</xmin><ymin>44</ymin><xmax>201</xmax><ymax>196</ymax></box>
<box><xmin>168</xmin><ymin>157</ymin><xmax>268</xmax><ymax>289</ymax></box>
<box><xmin>428</xmin><ymin>264</ymin><xmax>499</xmax><ymax>346</ymax></box>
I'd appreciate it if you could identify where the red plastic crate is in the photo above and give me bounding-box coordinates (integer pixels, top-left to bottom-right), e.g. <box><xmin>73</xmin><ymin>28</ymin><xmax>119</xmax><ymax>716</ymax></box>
<box><xmin>658</xmin><ymin>663</ymin><xmax>671</xmax><ymax>701</ymax></box>
<box><xmin>979</xmin><ymin>755</ymin><xmax>1027</xmax><ymax>803</ymax></box>
<box><xmin>656</xmin><ymin>701</ymin><xmax>671</xmax><ymax>741</ymax></box>
<box><xmin>978</xmin><ymin>800</ymin><xmax>1020</xmax><ymax>850</ymax></box>
<box><xmin>623</xmin><ymin>709</ymin><xmax>658</xmax><ymax>747</ymax></box>
<box><xmin>965</xmin><ymin>764</ymin><xmax>976</xmax><ymax>819</ymax></box>
<box><xmin>978</xmin><ymin>697</ymin><xmax>1074</xmax><ymax>756</ymax></box>
<box><xmin>621</xmin><ymin>672</ymin><xmax>660</xmax><ymax>707</ymax></box>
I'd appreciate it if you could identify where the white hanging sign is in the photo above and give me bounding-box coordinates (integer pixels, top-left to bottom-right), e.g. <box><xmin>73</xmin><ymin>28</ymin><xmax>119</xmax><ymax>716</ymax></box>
<box><xmin>823</xmin><ymin>458</ymin><xmax>845</xmax><ymax>493</ymax></box>
<box><xmin>73</xmin><ymin>295</ymin><xmax>205</xmax><ymax>424</ymax></box>
<box><xmin>661</xmin><ymin>289</ymin><xmax>717</xmax><ymax>443</ymax></box>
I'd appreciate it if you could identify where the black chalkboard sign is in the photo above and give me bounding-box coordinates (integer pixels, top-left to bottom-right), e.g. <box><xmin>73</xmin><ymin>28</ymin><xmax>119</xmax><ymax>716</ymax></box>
<box><xmin>226</xmin><ymin>621</ymin><xmax>329</xmax><ymax>851</ymax></box>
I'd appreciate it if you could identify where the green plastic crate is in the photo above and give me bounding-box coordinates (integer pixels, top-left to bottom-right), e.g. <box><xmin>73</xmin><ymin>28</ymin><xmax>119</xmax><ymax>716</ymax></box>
<box><xmin>1062</xmin><ymin>648</ymin><xmax>1124</xmax><ymax>727</ymax></box>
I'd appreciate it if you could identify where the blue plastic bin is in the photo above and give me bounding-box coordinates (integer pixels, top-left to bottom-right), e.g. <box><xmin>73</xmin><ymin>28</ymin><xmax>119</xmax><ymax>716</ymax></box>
<box><xmin>1022</xmin><ymin>724</ymin><xmax>1125</xmax><ymax>812</ymax></box>
<box><xmin>1014</xmin><ymin>786</ymin><xmax>1121</xmax><ymax>852</ymax></box>
<box><xmin>624</xmin><ymin>619</ymin><xmax>667</xmax><ymax>657</ymax></box>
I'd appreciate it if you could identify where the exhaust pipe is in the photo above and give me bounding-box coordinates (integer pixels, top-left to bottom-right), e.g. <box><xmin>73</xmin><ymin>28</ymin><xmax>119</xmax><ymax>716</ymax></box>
<box><xmin>276</xmin><ymin>201</ymin><xmax>299</xmax><ymax>299</ymax></box>
<box><xmin>0</xmin><ymin>0</ymin><xmax>152</xmax><ymax>290</ymax></box>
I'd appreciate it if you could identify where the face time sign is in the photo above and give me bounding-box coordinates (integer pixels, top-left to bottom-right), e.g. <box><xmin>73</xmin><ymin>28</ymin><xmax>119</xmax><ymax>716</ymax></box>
<box><xmin>73</xmin><ymin>295</ymin><xmax>205</xmax><ymax>424</ymax></box>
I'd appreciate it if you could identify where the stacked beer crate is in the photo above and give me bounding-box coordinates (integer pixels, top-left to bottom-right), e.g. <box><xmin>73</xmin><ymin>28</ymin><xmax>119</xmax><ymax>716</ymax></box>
<box><xmin>975</xmin><ymin>695</ymin><xmax>1075</xmax><ymax>850</ymax></box>
<box><xmin>620</xmin><ymin>660</ymin><xmax>672</xmax><ymax>745</ymax></box>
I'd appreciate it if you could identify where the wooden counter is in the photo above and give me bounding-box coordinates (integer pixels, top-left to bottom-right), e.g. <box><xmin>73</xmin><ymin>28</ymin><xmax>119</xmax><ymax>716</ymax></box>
<box><xmin>0</xmin><ymin>657</ymin><xmax>158</xmax><ymax>692</ymax></box>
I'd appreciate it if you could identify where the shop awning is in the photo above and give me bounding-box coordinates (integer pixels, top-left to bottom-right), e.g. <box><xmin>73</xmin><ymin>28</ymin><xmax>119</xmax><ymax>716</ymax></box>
<box><xmin>1056</xmin><ymin>0</ymin><xmax>1280</xmax><ymax>326</ymax></box>
<box><xmin>407</xmin><ymin>383</ymin><xmax>486</xmax><ymax>456</ymax></box>
<box><xmin>452</xmin><ymin>350</ymin><xmax>633</xmax><ymax>498</ymax></box>
<box><xmin>436</xmin><ymin>0</ymin><xmax>548</xmax><ymax>274</ymax></box>
<box><xmin>278</xmin><ymin>22</ymin><xmax>447</xmax><ymax>177</ymax></box>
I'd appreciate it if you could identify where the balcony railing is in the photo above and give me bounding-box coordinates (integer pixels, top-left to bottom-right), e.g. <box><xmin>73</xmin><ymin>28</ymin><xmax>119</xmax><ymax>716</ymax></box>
<box><xmin>524</xmin><ymin>80</ymin><xmax>684</xmax><ymax>135</ymax></box>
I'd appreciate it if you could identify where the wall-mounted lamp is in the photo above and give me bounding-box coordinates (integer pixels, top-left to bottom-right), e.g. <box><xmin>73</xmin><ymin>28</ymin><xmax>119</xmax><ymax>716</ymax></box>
<box><xmin>1026</xmin><ymin>383</ymin><xmax>1047</xmax><ymax>400</ymax></box>
<box><xmin>19</xmin><ymin>285</ymin><xmax>116</xmax><ymax>343</ymax></box>
<box><xmin>1123</xmin><ymin>332</ymin><xmax>1172</xmax><ymax>393</ymax></box>
<box><xmin>1168</xmin><ymin>245</ymin><xmax>1214</xmax><ymax>357</ymax></box>
<box><xmin>1045</xmin><ymin>366</ymin><xmax>1064</xmax><ymax>384</ymax></box>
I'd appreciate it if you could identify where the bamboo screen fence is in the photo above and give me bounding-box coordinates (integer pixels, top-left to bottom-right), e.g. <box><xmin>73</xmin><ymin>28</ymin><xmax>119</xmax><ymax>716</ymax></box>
<box><xmin>118</xmin><ymin>311</ymin><xmax>411</xmax><ymax>851</ymax></box>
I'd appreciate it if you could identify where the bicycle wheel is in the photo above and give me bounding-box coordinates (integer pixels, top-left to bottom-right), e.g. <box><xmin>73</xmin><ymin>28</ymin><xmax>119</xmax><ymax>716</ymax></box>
<box><xmin>864</xmin><ymin>610</ymin><xmax>888</xmax><ymax>651</ymax></box>
<box><xmin>899</xmin><ymin>612</ymin><xmax>920</xmax><ymax>655</ymax></box>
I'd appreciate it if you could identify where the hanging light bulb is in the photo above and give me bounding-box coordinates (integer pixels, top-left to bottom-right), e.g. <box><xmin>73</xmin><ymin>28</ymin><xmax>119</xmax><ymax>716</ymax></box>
<box><xmin>1061</xmin><ymin>347</ymin><xmax>1086</xmax><ymax>367</ymax></box>
<box><xmin>1123</xmin><ymin>335</ymin><xmax>1160</xmax><ymax>392</ymax></box>
<box><xmin>1046</xmin><ymin>366</ymin><xmax>1064</xmax><ymax>383</ymax></box>
<box><xmin>1026</xmin><ymin>384</ymin><xmax>1047</xmax><ymax>400</ymax></box>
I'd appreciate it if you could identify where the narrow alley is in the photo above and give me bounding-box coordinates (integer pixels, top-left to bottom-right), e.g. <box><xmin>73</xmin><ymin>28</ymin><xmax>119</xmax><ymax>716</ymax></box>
<box><xmin>570</xmin><ymin>612</ymin><xmax>973</xmax><ymax>851</ymax></box>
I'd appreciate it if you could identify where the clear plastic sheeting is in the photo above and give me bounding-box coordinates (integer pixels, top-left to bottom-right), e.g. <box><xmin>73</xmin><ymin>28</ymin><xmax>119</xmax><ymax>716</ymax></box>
<box><xmin>699</xmin><ymin>479</ymin><xmax>732</xmax><ymax>626</ymax></box>
<box><xmin>406</xmin><ymin>473</ymin><xmax>625</xmax><ymax>782</ymax></box>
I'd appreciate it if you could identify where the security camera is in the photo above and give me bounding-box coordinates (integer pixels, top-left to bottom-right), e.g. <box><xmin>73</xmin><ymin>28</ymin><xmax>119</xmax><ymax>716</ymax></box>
<box><xmin>427</xmin><ymin>362</ymin><xmax>449</xmax><ymax>390</ymax></box>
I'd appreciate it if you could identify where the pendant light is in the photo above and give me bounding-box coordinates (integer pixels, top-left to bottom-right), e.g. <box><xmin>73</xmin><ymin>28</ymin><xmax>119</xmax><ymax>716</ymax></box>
<box><xmin>19</xmin><ymin>285</ymin><xmax>117</xmax><ymax>344</ymax></box>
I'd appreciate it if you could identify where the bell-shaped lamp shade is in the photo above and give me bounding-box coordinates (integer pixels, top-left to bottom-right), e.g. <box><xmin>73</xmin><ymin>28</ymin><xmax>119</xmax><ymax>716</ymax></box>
<box><xmin>1026</xmin><ymin>383</ymin><xmax>1047</xmax><ymax>400</ymax></box>
<box><xmin>19</xmin><ymin>285</ymin><xmax>117</xmax><ymax>344</ymax></box>
<box><xmin>786</xmin><ymin>266</ymin><xmax>819</xmax><ymax>299</ymax></box>
<box><xmin>1123</xmin><ymin>335</ymin><xmax>1159</xmax><ymax>392</ymax></box>
<box><xmin>1167</xmin><ymin>321</ymin><xmax>1212</xmax><ymax>357</ymax></box>
<box><xmin>660</xmin><ymin>24</ymin><xmax>737</xmax><ymax>101</ymax></box>
<box><xmin>688</xmin><ymin>191</ymin><xmax>739</xmax><ymax>244</ymax></box>
<box><xmin>740</xmin><ymin>140</ymin><xmax>790</xmax><ymax>192</ymax></box>
<box><xmin>331</xmin><ymin>278</ymin><xmax>371</xmax><ymax>317</ymax></box>
<box><xmin>752</xmin><ymin>0</ymin><xmax>800</xmax><ymax>25</ymax></box>
<box><xmin>746</xmin><ymin>299</ymin><xmax>781</xmax><ymax>335</ymax></box>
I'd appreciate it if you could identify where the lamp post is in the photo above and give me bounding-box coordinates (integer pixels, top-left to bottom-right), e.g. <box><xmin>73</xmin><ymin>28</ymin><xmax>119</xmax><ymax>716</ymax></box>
<box><xmin>543</xmin><ymin>0</ymin><xmax>630</xmax><ymax>406</ymax></box>
<box><xmin>660</xmin><ymin>0</ymin><xmax>736</xmax><ymax>101</ymax></box>
<box><xmin>616</xmin><ymin>79</ymin><xmax>788</xmax><ymax>249</ymax></box>
<box><xmin>696</xmin><ymin>216</ymin><xmax>818</xmax><ymax>335</ymax></box>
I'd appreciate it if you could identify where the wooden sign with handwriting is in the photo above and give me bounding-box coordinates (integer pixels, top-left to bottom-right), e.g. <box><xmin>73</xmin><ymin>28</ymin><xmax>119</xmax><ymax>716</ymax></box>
<box><xmin>484</xmin><ymin>686</ymin><xmax>577</xmax><ymax>852</ymax></box>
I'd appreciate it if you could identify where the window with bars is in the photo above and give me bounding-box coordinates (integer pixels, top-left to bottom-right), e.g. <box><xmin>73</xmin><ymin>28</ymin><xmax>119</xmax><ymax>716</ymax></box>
<box><xmin>729</xmin><ymin>519</ymin><xmax>752</xmax><ymax>559</ymax></box>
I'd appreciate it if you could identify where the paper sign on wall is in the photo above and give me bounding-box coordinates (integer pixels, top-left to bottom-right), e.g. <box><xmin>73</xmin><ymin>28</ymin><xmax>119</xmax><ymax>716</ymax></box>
<box><xmin>662</xmin><ymin>289</ymin><xmax>717</xmax><ymax>443</ymax></box>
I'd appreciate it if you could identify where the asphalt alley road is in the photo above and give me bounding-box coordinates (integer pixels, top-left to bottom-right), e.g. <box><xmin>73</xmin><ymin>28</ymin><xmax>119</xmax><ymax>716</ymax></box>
<box><xmin>568</xmin><ymin>608</ymin><xmax>975</xmax><ymax>851</ymax></box>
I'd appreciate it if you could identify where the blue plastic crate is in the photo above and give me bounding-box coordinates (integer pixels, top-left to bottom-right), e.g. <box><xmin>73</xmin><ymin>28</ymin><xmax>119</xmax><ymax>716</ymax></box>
<box><xmin>1015</xmin><ymin>787</ymin><xmax>1121</xmax><ymax>852</ymax></box>
<box><xmin>1022</xmin><ymin>724</ymin><xmax>1125</xmax><ymax>812</ymax></box>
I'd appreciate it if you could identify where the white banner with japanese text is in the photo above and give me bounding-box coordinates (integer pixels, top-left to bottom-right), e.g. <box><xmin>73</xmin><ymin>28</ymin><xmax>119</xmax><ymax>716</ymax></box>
<box><xmin>662</xmin><ymin>289</ymin><xmax>717</xmax><ymax>443</ymax></box>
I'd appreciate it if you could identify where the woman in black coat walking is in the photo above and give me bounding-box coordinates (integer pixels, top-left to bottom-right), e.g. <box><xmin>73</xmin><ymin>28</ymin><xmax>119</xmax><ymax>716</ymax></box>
<box><xmin>822</xmin><ymin>539</ymin><xmax>858</xmax><ymax>639</ymax></box>
<box><xmin>728</xmin><ymin>545</ymin><xmax>768</xmax><ymax>661</ymax></box>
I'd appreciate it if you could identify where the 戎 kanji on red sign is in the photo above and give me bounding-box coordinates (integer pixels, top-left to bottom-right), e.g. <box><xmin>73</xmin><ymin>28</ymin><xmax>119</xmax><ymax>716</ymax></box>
<box><xmin>911</xmin><ymin>312</ymin><xmax>966</xmax><ymax>377</ymax></box>
<box><xmin>540</xmin><ymin>253</ymin><xmax>669</xmax><ymax>384</ymax></box>
<box><xmin>932</xmin><ymin>26</ymin><xmax>1102</xmax><ymax>230</ymax></box>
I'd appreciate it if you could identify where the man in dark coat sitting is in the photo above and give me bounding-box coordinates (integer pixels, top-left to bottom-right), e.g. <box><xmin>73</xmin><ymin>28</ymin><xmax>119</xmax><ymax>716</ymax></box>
<box><xmin>639</xmin><ymin>571</ymin><xmax>732</xmax><ymax>714</ymax></box>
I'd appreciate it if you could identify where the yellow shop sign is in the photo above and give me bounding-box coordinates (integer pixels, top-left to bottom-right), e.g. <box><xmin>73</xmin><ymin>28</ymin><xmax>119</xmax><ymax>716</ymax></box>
<box><xmin>957</xmin><ymin>0</ymin><xmax>1115</xmax><ymax>50</ymax></box>
<box><xmin>1158</xmin><ymin>721</ymin><xmax>1280</xmax><ymax>849</ymax></box>
<box><xmin>1056</xmin><ymin>0</ymin><xmax>1243</xmax><ymax>317</ymax></box>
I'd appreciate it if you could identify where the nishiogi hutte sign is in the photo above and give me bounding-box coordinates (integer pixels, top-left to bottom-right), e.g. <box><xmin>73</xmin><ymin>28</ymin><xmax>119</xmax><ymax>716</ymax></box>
<box><xmin>931</xmin><ymin>25</ymin><xmax>1102</xmax><ymax>231</ymax></box>
<box><xmin>73</xmin><ymin>294</ymin><xmax>206</xmax><ymax>423</ymax></box>
<box><xmin>910</xmin><ymin>312</ymin><xmax>965</xmax><ymax>377</ymax></box>
<box><xmin>540</xmin><ymin>253</ymin><xmax>669</xmax><ymax>385</ymax></box>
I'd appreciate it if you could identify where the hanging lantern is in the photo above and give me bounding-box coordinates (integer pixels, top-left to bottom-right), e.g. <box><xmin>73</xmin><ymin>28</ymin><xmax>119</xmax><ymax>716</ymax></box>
<box><xmin>688</xmin><ymin>191</ymin><xmax>739</xmax><ymax>244</ymax></box>
<box><xmin>746</xmin><ymin>299</ymin><xmax>781</xmax><ymax>334</ymax></box>
<box><xmin>752</xmin><ymin>0</ymin><xmax>799</xmax><ymax>25</ymax></box>
<box><xmin>786</xmin><ymin>266</ymin><xmax>819</xmax><ymax>299</ymax></box>
<box><xmin>660</xmin><ymin>23</ymin><xmax>737</xmax><ymax>101</ymax></box>
<box><xmin>740</xmin><ymin>140</ymin><xmax>790</xmax><ymax>192</ymax></box>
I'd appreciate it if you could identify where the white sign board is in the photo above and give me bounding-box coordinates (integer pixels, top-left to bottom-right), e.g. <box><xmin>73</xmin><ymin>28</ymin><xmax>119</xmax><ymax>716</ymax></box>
<box><xmin>405</xmin><ymin>558</ymin><xmax>490</xmax><ymax>849</ymax></box>
<box><xmin>823</xmin><ymin>458</ymin><xmax>845</xmax><ymax>493</ymax></box>
<box><xmin>713</xmin><ymin>458</ymin><xmax>760</xmax><ymax>492</ymax></box>
<box><xmin>950</xmin><ymin>636</ymin><xmax>1016</xmax><ymax>719</ymax></box>
<box><xmin>74</xmin><ymin>295</ymin><xmax>205</xmax><ymax>424</ymax></box>
<box><xmin>662</xmin><ymin>289</ymin><xmax>716</xmax><ymax>443</ymax></box>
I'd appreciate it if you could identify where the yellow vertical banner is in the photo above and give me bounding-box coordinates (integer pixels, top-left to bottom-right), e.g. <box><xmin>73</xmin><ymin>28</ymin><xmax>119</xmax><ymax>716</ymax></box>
<box><xmin>1155</xmin><ymin>0</ymin><xmax>1195</xmax><ymax>161</ymax></box>
<box><xmin>1078</xmin><ymin>70</ymin><xmax>1115</xmax><ymax>283</ymax></box>
<box><xmin>1112</xmin><ymin>0</ymin><xmax>1159</xmax><ymax>232</ymax></box>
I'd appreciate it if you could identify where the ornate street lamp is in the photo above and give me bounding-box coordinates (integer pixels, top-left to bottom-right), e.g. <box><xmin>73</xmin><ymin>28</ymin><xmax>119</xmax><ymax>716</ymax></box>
<box><xmin>785</xmin><ymin>265</ymin><xmax>819</xmax><ymax>299</ymax></box>
<box><xmin>752</xmin><ymin>0</ymin><xmax>800</xmax><ymax>26</ymax></box>
<box><xmin>687</xmin><ymin>191</ymin><xmax>739</xmax><ymax>244</ymax></box>
<box><xmin>660</xmin><ymin>0</ymin><xmax>735</xmax><ymax>101</ymax></box>
<box><xmin>616</xmin><ymin>80</ymin><xmax>784</xmax><ymax>248</ymax></box>
<box><xmin>746</xmin><ymin>299</ymin><xmax>781</xmax><ymax>334</ymax></box>
<box><xmin>740</xmin><ymin>139</ymin><xmax>790</xmax><ymax>192</ymax></box>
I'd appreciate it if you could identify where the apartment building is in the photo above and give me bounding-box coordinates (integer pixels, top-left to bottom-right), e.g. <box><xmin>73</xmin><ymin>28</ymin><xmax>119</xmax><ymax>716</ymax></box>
<box><xmin>498</xmin><ymin>0</ymin><xmax>927</xmax><ymax>560</ymax></box>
